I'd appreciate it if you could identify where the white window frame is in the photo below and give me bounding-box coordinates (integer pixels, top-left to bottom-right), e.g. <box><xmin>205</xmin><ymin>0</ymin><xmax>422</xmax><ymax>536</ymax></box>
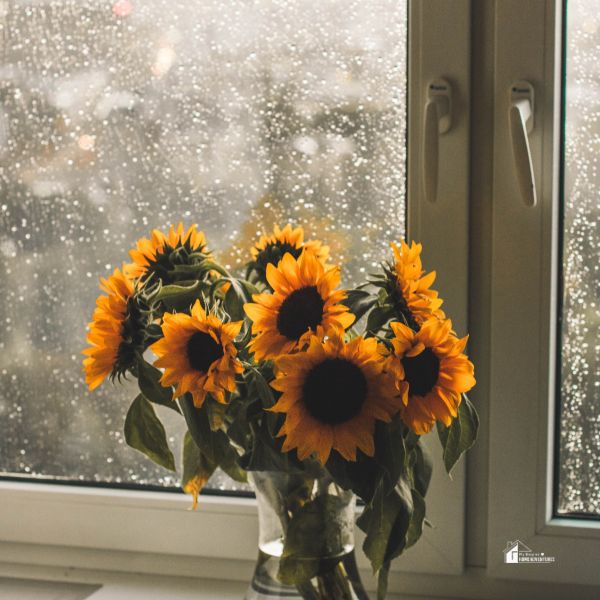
<box><xmin>0</xmin><ymin>1</ymin><xmax>473</xmax><ymax>596</ymax></box>
<box><xmin>486</xmin><ymin>0</ymin><xmax>600</xmax><ymax>587</ymax></box>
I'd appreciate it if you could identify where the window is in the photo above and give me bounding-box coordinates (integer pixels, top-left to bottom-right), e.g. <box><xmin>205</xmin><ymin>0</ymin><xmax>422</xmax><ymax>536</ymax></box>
<box><xmin>0</xmin><ymin>0</ymin><xmax>473</xmax><ymax>594</ymax></box>
<box><xmin>0</xmin><ymin>0</ymin><xmax>407</xmax><ymax>491</ymax></box>
<box><xmin>486</xmin><ymin>0</ymin><xmax>600</xmax><ymax>586</ymax></box>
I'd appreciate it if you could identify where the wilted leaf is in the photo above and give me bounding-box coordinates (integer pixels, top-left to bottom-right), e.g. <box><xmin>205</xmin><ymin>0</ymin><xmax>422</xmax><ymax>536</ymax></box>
<box><xmin>182</xmin><ymin>431</ymin><xmax>217</xmax><ymax>509</ymax></box>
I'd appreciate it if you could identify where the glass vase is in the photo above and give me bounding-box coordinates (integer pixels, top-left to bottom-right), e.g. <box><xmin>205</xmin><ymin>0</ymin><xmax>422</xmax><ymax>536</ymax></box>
<box><xmin>245</xmin><ymin>470</ymin><xmax>370</xmax><ymax>600</ymax></box>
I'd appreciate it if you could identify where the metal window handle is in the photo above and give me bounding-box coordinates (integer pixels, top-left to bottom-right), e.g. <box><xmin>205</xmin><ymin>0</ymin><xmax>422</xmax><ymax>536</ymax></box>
<box><xmin>509</xmin><ymin>81</ymin><xmax>537</xmax><ymax>207</ymax></box>
<box><xmin>423</xmin><ymin>79</ymin><xmax>452</xmax><ymax>203</ymax></box>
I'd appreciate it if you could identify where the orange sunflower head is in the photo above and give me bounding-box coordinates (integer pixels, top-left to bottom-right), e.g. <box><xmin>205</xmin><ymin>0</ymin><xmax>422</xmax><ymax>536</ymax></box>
<box><xmin>243</xmin><ymin>251</ymin><xmax>355</xmax><ymax>361</ymax></box>
<box><xmin>151</xmin><ymin>300</ymin><xmax>243</xmax><ymax>408</ymax></box>
<box><xmin>386</xmin><ymin>318</ymin><xmax>476</xmax><ymax>435</ymax></box>
<box><xmin>248</xmin><ymin>224</ymin><xmax>329</xmax><ymax>283</ymax></box>
<box><xmin>376</xmin><ymin>240</ymin><xmax>445</xmax><ymax>329</ymax></box>
<box><xmin>126</xmin><ymin>223</ymin><xmax>210</xmax><ymax>284</ymax></box>
<box><xmin>83</xmin><ymin>267</ymin><xmax>143</xmax><ymax>390</ymax></box>
<box><xmin>270</xmin><ymin>333</ymin><xmax>402</xmax><ymax>464</ymax></box>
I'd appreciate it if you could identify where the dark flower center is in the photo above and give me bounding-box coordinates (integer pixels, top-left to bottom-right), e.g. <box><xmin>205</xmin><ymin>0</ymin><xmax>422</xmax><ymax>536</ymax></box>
<box><xmin>187</xmin><ymin>331</ymin><xmax>224</xmax><ymax>373</ymax></box>
<box><xmin>401</xmin><ymin>348</ymin><xmax>440</xmax><ymax>396</ymax></box>
<box><xmin>302</xmin><ymin>358</ymin><xmax>368</xmax><ymax>425</ymax></box>
<box><xmin>276</xmin><ymin>286</ymin><xmax>325</xmax><ymax>340</ymax></box>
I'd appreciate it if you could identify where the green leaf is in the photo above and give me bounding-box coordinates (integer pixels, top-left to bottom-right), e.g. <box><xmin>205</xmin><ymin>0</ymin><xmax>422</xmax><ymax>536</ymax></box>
<box><xmin>283</xmin><ymin>494</ymin><xmax>348</xmax><ymax>558</ymax></box>
<box><xmin>373</xmin><ymin>417</ymin><xmax>407</xmax><ymax>492</ymax></box>
<box><xmin>179</xmin><ymin>393</ymin><xmax>246</xmax><ymax>483</ymax></box>
<box><xmin>224</xmin><ymin>279</ymin><xmax>247</xmax><ymax>321</ymax></box>
<box><xmin>345</xmin><ymin>289</ymin><xmax>378</xmax><ymax>321</ymax></box>
<box><xmin>357</xmin><ymin>477</ymin><xmax>414</xmax><ymax>573</ymax></box>
<box><xmin>325</xmin><ymin>416</ymin><xmax>406</xmax><ymax>504</ymax></box>
<box><xmin>436</xmin><ymin>395</ymin><xmax>479</xmax><ymax>474</ymax></box>
<box><xmin>154</xmin><ymin>281</ymin><xmax>204</xmax><ymax>310</ymax></box>
<box><xmin>278</xmin><ymin>556</ymin><xmax>321</xmax><ymax>586</ymax></box>
<box><xmin>137</xmin><ymin>358</ymin><xmax>180</xmax><ymax>413</ymax></box>
<box><xmin>226</xmin><ymin>397</ymin><xmax>257</xmax><ymax>451</ymax></box>
<box><xmin>366</xmin><ymin>305</ymin><xmax>394</xmax><ymax>335</ymax></box>
<box><xmin>197</xmin><ymin>259</ymin><xmax>230</xmax><ymax>277</ymax></box>
<box><xmin>124</xmin><ymin>395</ymin><xmax>176</xmax><ymax>471</ymax></box>
<box><xmin>251</xmin><ymin>367</ymin><xmax>277</xmax><ymax>408</ymax></box>
<box><xmin>405</xmin><ymin>488</ymin><xmax>426</xmax><ymax>548</ymax></box>
<box><xmin>325</xmin><ymin>449</ymin><xmax>381</xmax><ymax>503</ymax></box>
<box><xmin>413</xmin><ymin>441</ymin><xmax>433</xmax><ymax>497</ymax></box>
<box><xmin>240</xmin><ymin>416</ymin><xmax>304</xmax><ymax>474</ymax></box>
<box><xmin>278</xmin><ymin>494</ymin><xmax>347</xmax><ymax>584</ymax></box>
<box><xmin>377</xmin><ymin>562</ymin><xmax>391</xmax><ymax>600</ymax></box>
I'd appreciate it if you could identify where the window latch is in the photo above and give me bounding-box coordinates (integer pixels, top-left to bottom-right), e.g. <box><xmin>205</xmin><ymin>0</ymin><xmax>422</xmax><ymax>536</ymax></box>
<box><xmin>423</xmin><ymin>78</ymin><xmax>452</xmax><ymax>203</ymax></box>
<box><xmin>509</xmin><ymin>80</ymin><xmax>537</xmax><ymax>207</ymax></box>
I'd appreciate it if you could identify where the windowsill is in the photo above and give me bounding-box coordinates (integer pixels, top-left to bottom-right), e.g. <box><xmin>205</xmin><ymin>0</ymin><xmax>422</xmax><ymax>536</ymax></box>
<box><xmin>0</xmin><ymin>561</ymin><xmax>448</xmax><ymax>600</ymax></box>
<box><xmin>3</xmin><ymin>557</ymin><xmax>600</xmax><ymax>600</ymax></box>
<box><xmin>0</xmin><ymin>571</ymin><xmax>247</xmax><ymax>600</ymax></box>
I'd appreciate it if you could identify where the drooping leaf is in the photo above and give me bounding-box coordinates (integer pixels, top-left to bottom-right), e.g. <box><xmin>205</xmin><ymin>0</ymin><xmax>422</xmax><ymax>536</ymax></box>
<box><xmin>124</xmin><ymin>394</ymin><xmax>176</xmax><ymax>471</ymax></box>
<box><xmin>179</xmin><ymin>393</ymin><xmax>246</xmax><ymax>482</ymax></box>
<box><xmin>357</xmin><ymin>477</ymin><xmax>414</xmax><ymax>573</ymax></box>
<box><xmin>413</xmin><ymin>440</ymin><xmax>433</xmax><ymax>497</ymax></box>
<box><xmin>405</xmin><ymin>488</ymin><xmax>426</xmax><ymax>548</ymax></box>
<box><xmin>377</xmin><ymin>562</ymin><xmax>391</xmax><ymax>600</ymax></box>
<box><xmin>137</xmin><ymin>358</ymin><xmax>180</xmax><ymax>413</ymax></box>
<box><xmin>373</xmin><ymin>417</ymin><xmax>407</xmax><ymax>492</ymax></box>
<box><xmin>182</xmin><ymin>431</ymin><xmax>217</xmax><ymax>509</ymax></box>
<box><xmin>436</xmin><ymin>395</ymin><xmax>479</xmax><ymax>474</ymax></box>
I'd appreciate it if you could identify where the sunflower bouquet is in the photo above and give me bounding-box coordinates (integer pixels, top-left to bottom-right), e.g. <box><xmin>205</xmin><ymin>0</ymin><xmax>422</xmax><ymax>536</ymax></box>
<box><xmin>84</xmin><ymin>222</ymin><xmax>477</xmax><ymax>599</ymax></box>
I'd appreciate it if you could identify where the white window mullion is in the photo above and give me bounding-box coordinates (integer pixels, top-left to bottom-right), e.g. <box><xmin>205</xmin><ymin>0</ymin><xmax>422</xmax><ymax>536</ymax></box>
<box><xmin>401</xmin><ymin>0</ymin><xmax>472</xmax><ymax>577</ymax></box>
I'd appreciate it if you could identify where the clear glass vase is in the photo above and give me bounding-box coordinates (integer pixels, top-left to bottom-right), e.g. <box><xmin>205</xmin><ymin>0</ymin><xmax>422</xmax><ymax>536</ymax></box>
<box><xmin>245</xmin><ymin>470</ymin><xmax>370</xmax><ymax>600</ymax></box>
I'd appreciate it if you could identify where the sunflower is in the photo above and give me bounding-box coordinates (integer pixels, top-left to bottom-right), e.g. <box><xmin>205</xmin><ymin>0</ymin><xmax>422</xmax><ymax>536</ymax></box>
<box><xmin>386</xmin><ymin>318</ymin><xmax>476</xmax><ymax>435</ymax></box>
<box><xmin>126</xmin><ymin>222</ymin><xmax>210</xmax><ymax>283</ymax></box>
<box><xmin>83</xmin><ymin>267</ymin><xmax>137</xmax><ymax>390</ymax></box>
<box><xmin>151</xmin><ymin>300</ymin><xmax>243</xmax><ymax>407</ymax></box>
<box><xmin>243</xmin><ymin>251</ymin><xmax>354</xmax><ymax>360</ymax></box>
<box><xmin>249</xmin><ymin>224</ymin><xmax>329</xmax><ymax>281</ymax></box>
<box><xmin>382</xmin><ymin>240</ymin><xmax>445</xmax><ymax>328</ymax></box>
<box><xmin>270</xmin><ymin>333</ymin><xmax>402</xmax><ymax>464</ymax></box>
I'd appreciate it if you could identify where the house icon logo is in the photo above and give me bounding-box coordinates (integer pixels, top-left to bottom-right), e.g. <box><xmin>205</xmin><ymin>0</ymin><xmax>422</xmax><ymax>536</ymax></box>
<box><xmin>504</xmin><ymin>540</ymin><xmax>532</xmax><ymax>563</ymax></box>
<box><xmin>503</xmin><ymin>540</ymin><xmax>556</xmax><ymax>564</ymax></box>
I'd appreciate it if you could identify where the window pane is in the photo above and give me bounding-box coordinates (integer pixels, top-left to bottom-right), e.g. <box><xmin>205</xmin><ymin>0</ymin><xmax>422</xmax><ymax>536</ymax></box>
<box><xmin>0</xmin><ymin>1</ymin><xmax>407</xmax><ymax>489</ymax></box>
<box><xmin>557</xmin><ymin>0</ymin><xmax>600</xmax><ymax>516</ymax></box>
